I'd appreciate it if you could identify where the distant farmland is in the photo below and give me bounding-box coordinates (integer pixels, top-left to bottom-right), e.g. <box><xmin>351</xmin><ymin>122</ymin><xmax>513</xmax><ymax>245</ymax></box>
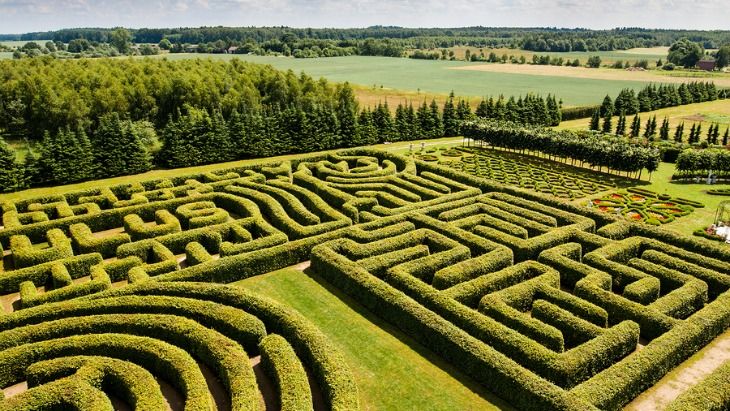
<box><xmin>153</xmin><ymin>54</ymin><xmax>657</xmax><ymax>106</ymax></box>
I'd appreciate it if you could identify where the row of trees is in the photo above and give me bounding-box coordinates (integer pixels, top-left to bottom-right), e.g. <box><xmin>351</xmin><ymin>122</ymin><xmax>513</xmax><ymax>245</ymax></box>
<box><xmin>0</xmin><ymin>85</ymin><xmax>565</xmax><ymax>192</ymax></box>
<box><xmin>591</xmin><ymin>110</ymin><xmax>729</xmax><ymax>146</ymax></box>
<box><xmin>675</xmin><ymin>149</ymin><xmax>730</xmax><ymax>179</ymax></box>
<box><xmin>461</xmin><ymin>120</ymin><xmax>660</xmax><ymax>177</ymax></box>
<box><xmin>607</xmin><ymin>82</ymin><xmax>725</xmax><ymax>117</ymax></box>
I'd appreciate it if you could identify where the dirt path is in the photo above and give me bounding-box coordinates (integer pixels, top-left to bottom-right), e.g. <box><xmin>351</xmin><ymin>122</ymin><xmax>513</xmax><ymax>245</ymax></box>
<box><xmin>250</xmin><ymin>355</ymin><xmax>278</xmax><ymax>411</ymax></box>
<box><xmin>624</xmin><ymin>329</ymin><xmax>730</xmax><ymax>410</ymax></box>
<box><xmin>451</xmin><ymin>64</ymin><xmax>730</xmax><ymax>88</ymax></box>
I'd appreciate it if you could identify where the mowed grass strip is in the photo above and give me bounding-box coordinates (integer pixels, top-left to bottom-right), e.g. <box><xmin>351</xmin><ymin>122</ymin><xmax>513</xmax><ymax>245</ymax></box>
<box><xmin>235</xmin><ymin>268</ymin><xmax>513</xmax><ymax>411</ymax></box>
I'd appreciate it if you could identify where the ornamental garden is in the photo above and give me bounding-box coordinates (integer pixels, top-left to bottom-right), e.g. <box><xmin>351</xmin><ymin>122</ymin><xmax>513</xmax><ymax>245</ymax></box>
<box><xmin>0</xmin><ymin>149</ymin><xmax>728</xmax><ymax>410</ymax></box>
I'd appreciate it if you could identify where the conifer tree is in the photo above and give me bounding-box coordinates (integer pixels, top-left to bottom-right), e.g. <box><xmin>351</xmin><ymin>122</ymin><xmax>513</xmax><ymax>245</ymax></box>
<box><xmin>546</xmin><ymin>95</ymin><xmax>561</xmax><ymax>126</ymax></box>
<box><xmin>456</xmin><ymin>99</ymin><xmax>472</xmax><ymax>121</ymax></box>
<box><xmin>706</xmin><ymin>123</ymin><xmax>716</xmax><ymax>144</ymax></box>
<box><xmin>659</xmin><ymin>117</ymin><xmax>670</xmax><ymax>140</ymax></box>
<box><xmin>615</xmin><ymin>112</ymin><xmax>626</xmax><ymax>136</ymax></box>
<box><xmin>429</xmin><ymin>99</ymin><xmax>443</xmax><ymax>138</ymax></box>
<box><xmin>357</xmin><ymin>109</ymin><xmax>378</xmax><ymax>145</ymax></box>
<box><xmin>630</xmin><ymin>115</ymin><xmax>641</xmax><ymax>138</ymax></box>
<box><xmin>712</xmin><ymin>123</ymin><xmax>721</xmax><ymax>145</ymax></box>
<box><xmin>0</xmin><ymin>136</ymin><xmax>23</xmax><ymax>192</ymax></box>
<box><xmin>475</xmin><ymin>99</ymin><xmax>489</xmax><ymax>118</ymax></box>
<box><xmin>688</xmin><ymin>123</ymin><xmax>697</xmax><ymax>144</ymax></box>
<box><xmin>442</xmin><ymin>92</ymin><xmax>459</xmax><ymax>137</ymax></box>
<box><xmin>372</xmin><ymin>102</ymin><xmax>393</xmax><ymax>143</ymax></box>
<box><xmin>335</xmin><ymin>83</ymin><xmax>359</xmax><ymax>147</ymax></box>
<box><xmin>394</xmin><ymin>103</ymin><xmax>408</xmax><ymax>142</ymax></box>
<box><xmin>599</xmin><ymin>95</ymin><xmax>613</xmax><ymax>117</ymax></box>
<box><xmin>602</xmin><ymin>112</ymin><xmax>613</xmax><ymax>134</ymax></box>
<box><xmin>92</xmin><ymin>113</ymin><xmax>152</xmax><ymax>178</ymax></box>
<box><xmin>695</xmin><ymin>124</ymin><xmax>702</xmax><ymax>144</ymax></box>
<box><xmin>589</xmin><ymin>110</ymin><xmax>601</xmax><ymax>131</ymax></box>
<box><xmin>674</xmin><ymin>122</ymin><xmax>684</xmax><ymax>143</ymax></box>
<box><xmin>723</xmin><ymin>128</ymin><xmax>729</xmax><ymax>146</ymax></box>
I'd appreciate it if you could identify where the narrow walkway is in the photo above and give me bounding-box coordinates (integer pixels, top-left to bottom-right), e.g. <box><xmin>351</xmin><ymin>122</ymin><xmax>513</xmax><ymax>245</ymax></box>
<box><xmin>624</xmin><ymin>329</ymin><xmax>730</xmax><ymax>410</ymax></box>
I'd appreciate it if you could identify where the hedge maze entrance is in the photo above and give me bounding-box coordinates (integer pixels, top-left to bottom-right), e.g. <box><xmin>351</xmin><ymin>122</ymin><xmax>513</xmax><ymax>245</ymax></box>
<box><xmin>0</xmin><ymin>149</ymin><xmax>728</xmax><ymax>410</ymax></box>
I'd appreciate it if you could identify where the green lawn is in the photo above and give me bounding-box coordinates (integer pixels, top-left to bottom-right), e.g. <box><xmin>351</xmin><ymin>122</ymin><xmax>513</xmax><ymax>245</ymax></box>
<box><xmin>149</xmin><ymin>54</ymin><xmax>653</xmax><ymax>106</ymax></box>
<box><xmin>235</xmin><ymin>268</ymin><xmax>513</xmax><ymax>411</ymax></box>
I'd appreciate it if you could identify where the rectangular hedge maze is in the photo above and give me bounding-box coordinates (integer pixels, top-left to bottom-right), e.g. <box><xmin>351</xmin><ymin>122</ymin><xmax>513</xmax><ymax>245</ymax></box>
<box><xmin>0</xmin><ymin>149</ymin><xmax>728</xmax><ymax>411</ymax></box>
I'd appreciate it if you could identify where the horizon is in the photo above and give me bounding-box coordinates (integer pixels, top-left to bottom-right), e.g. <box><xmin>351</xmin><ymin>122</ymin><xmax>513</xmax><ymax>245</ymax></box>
<box><xmin>0</xmin><ymin>0</ymin><xmax>727</xmax><ymax>35</ymax></box>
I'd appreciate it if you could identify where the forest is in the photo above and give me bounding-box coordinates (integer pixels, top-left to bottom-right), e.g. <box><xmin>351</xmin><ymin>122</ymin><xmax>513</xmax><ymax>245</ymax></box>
<box><xmin>0</xmin><ymin>57</ymin><xmax>565</xmax><ymax>192</ymax></box>
<box><xmin>4</xmin><ymin>26</ymin><xmax>730</xmax><ymax>57</ymax></box>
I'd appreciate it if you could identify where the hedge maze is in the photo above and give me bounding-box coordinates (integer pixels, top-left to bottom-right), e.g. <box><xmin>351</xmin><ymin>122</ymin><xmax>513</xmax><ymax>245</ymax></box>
<box><xmin>438</xmin><ymin>147</ymin><xmax>628</xmax><ymax>199</ymax></box>
<box><xmin>0</xmin><ymin>149</ymin><xmax>729</xmax><ymax>410</ymax></box>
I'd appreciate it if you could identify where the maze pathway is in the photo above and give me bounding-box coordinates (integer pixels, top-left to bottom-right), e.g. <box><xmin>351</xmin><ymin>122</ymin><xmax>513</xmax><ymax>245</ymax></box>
<box><xmin>0</xmin><ymin>149</ymin><xmax>728</xmax><ymax>411</ymax></box>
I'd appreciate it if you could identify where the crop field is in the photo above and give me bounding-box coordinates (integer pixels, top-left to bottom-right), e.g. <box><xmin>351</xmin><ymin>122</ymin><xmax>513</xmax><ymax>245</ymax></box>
<box><xmin>0</xmin><ymin>149</ymin><xmax>728</xmax><ymax>410</ymax></box>
<box><xmin>151</xmin><ymin>54</ymin><xmax>656</xmax><ymax>106</ymax></box>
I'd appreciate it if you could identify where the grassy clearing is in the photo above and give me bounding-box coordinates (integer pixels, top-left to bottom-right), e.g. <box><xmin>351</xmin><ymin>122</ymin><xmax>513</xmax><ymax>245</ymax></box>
<box><xmin>558</xmin><ymin>100</ymin><xmax>730</xmax><ymax>131</ymax></box>
<box><xmin>146</xmin><ymin>54</ymin><xmax>654</xmax><ymax>106</ymax></box>
<box><xmin>235</xmin><ymin>267</ymin><xmax>513</xmax><ymax>411</ymax></box>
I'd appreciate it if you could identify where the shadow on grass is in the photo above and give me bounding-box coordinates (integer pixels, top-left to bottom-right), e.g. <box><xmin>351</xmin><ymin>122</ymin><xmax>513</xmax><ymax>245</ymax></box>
<box><xmin>301</xmin><ymin>267</ymin><xmax>516</xmax><ymax>411</ymax></box>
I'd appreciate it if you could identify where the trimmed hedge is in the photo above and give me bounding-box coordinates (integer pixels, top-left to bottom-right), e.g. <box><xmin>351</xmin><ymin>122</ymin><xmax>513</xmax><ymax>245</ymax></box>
<box><xmin>259</xmin><ymin>334</ymin><xmax>314</xmax><ymax>411</ymax></box>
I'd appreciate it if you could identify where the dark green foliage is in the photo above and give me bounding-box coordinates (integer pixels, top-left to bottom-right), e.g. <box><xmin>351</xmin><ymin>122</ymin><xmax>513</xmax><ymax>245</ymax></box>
<box><xmin>589</xmin><ymin>110</ymin><xmax>600</xmax><ymax>131</ymax></box>
<box><xmin>668</xmin><ymin>39</ymin><xmax>705</xmax><ymax>68</ymax></box>
<box><xmin>93</xmin><ymin>113</ymin><xmax>152</xmax><ymax>178</ymax></box>
<box><xmin>35</xmin><ymin>127</ymin><xmax>95</xmax><ymax>185</ymax></box>
<box><xmin>0</xmin><ymin>136</ymin><xmax>23</xmax><ymax>192</ymax></box>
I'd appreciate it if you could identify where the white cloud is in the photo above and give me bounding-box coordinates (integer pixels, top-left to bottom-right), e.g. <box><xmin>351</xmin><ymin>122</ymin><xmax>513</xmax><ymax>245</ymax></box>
<box><xmin>0</xmin><ymin>0</ymin><xmax>727</xmax><ymax>33</ymax></box>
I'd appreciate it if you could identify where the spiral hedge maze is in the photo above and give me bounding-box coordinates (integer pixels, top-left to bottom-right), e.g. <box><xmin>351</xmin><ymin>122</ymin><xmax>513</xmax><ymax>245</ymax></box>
<box><xmin>437</xmin><ymin>147</ymin><xmax>625</xmax><ymax>200</ymax></box>
<box><xmin>0</xmin><ymin>149</ymin><xmax>729</xmax><ymax>410</ymax></box>
<box><xmin>590</xmin><ymin>187</ymin><xmax>703</xmax><ymax>226</ymax></box>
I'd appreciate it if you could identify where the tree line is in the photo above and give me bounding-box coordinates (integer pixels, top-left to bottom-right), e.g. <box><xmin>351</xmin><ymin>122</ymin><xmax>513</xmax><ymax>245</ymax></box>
<box><xmin>5</xmin><ymin>27</ymin><xmax>730</xmax><ymax>55</ymax></box>
<box><xmin>462</xmin><ymin>120</ymin><xmax>660</xmax><ymax>177</ymax></box>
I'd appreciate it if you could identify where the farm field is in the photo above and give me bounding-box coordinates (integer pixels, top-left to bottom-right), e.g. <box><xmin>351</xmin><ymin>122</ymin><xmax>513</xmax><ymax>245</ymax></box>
<box><xmin>0</xmin><ymin>148</ymin><xmax>728</xmax><ymax>410</ymax></box>
<box><xmin>148</xmin><ymin>54</ymin><xmax>657</xmax><ymax>106</ymax></box>
<box><xmin>436</xmin><ymin>46</ymin><xmax>670</xmax><ymax>66</ymax></box>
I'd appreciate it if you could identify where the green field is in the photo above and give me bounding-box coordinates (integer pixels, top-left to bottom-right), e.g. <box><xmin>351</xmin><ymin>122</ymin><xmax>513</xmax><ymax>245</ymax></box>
<box><xmin>236</xmin><ymin>268</ymin><xmax>512</xmax><ymax>411</ymax></box>
<box><xmin>149</xmin><ymin>54</ymin><xmax>654</xmax><ymax>106</ymax></box>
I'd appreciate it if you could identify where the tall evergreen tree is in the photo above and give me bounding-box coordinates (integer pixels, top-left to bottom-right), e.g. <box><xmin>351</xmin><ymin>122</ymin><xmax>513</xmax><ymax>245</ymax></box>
<box><xmin>429</xmin><ymin>99</ymin><xmax>443</xmax><ymax>138</ymax></box>
<box><xmin>36</xmin><ymin>127</ymin><xmax>95</xmax><ymax>185</ymax></box>
<box><xmin>688</xmin><ymin>123</ymin><xmax>697</xmax><ymax>143</ymax></box>
<box><xmin>372</xmin><ymin>102</ymin><xmax>394</xmax><ymax>143</ymax></box>
<box><xmin>599</xmin><ymin>95</ymin><xmax>614</xmax><ymax>117</ymax></box>
<box><xmin>674</xmin><ymin>122</ymin><xmax>684</xmax><ymax>143</ymax></box>
<box><xmin>694</xmin><ymin>124</ymin><xmax>702</xmax><ymax>144</ymax></box>
<box><xmin>630</xmin><ymin>115</ymin><xmax>641</xmax><ymax>138</ymax></box>
<box><xmin>546</xmin><ymin>95</ymin><xmax>561</xmax><ymax>126</ymax></box>
<box><xmin>393</xmin><ymin>103</ymin><xmax>409</xmax><ymax>142</ymax></box>
<box><xmin>601</xmin><ymin>112</ymin><xmax>613</xmax><ymax>134</ymax></box>
<box><xmin>92</xmin><ymin>113</ymin><xmax>152</xmax><ymax>178</ymax></box>
<box><xmin>357</xmin><ymin>109</ymin><xmax>378</xmax><ymax>145</ymax></box>
<box><xmin>659</xmin><ymin>117</ymin><xmax>670</xmax><ymax>140</ymax></box>
<box><xmin>335</xmin><ymin>82</ymin><xmax>359</xmax><ymax>147</ymax></box>
<box><xmin>723</xmin><ymin>128</ymin><xmax>729</xmax><ymax>146</ymax></box>
<box><xmin>615</xmin><ymin>112</ymin><xmax>626</xmax><ymax>136</ymax></box>
<box><xmin>475</xmin><ymin>99</ymin><xmax>489</xmax><ymax>118</ymax></box>
<box><xmin>0</xmin><ymin>136</ymin><xmax>23</xmax><ymax>192</ymax></box>
<box><xmin>442</xmin><ymin>92</ymin><xmax>459</xmax><ymax>137</ymax></box>
<box><xmin>589</xmin><ymin>109</ymin><xmax>601</xmax><ymax>131</ymax></box>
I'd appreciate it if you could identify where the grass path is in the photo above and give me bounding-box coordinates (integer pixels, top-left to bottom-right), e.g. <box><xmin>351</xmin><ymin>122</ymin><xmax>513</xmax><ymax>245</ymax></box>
<box><xmin>624</xmin><ymin>329</ymin><xmax>730</xmax><ymax>411</ymax></box>
<box><xmin>235</xmin><ymin>267</ymin><xmax>512</xmax><ymax>411</ymax></box>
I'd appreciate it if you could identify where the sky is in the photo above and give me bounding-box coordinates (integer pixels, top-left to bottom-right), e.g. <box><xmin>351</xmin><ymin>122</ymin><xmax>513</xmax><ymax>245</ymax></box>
<box><xmin>0</xmin><ymin>0</ymin><xmax>727</xmax><ymax>34</ymax></box>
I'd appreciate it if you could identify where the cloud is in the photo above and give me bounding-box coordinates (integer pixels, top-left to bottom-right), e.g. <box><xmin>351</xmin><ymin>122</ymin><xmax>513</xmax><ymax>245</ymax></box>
<box><xmin>0</xmin><ymin>0</ymin><xmax>727</xmax><ymax>33</ymax></box>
